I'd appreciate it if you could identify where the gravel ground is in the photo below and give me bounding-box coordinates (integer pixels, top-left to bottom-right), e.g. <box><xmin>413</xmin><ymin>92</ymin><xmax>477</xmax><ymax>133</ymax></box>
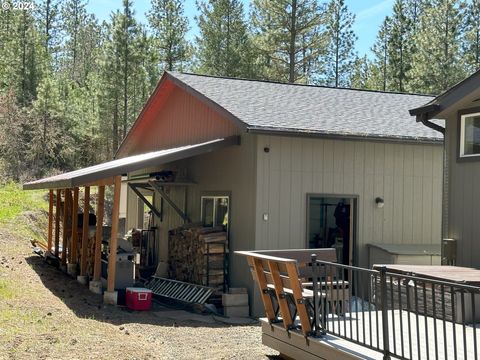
<box><xmin>0</xmin><ymin>226</ymin><xmax>280</xmax><ymax>360</ymax></box>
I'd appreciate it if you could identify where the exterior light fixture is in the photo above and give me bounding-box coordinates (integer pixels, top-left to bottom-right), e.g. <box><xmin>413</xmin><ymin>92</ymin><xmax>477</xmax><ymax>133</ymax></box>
<box><xmin>375</xmin><ymin>197</ymin><xmax>384</xmax><ymax>208</ymax></box>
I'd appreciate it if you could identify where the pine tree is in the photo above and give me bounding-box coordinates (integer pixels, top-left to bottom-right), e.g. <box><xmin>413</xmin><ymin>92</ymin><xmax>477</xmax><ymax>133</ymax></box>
<box><xmin>408</xmin><ymin>0</ymin><xmax>466</xmax><ymax>94</ymax></box>
<box><xmin>36</xmin><ymin>0</ymin><xmax>61</xmax><ymax>60</ymax></box>
<box><xmin>31</xmin><ymin>72</ymin><xmax>71</xmax><ymax>174</ymax></box>
<box><xmin>61</xmin><ymin>0</ymin><xmax>86</xmax><ymax>82</ymax></box>
<box><xmin>195</xmin><ymin>0</ymin><xmax>255</xmax><ymax>77</ymax></box>
<box><xmin>0</xmin><ymin>91</ymin><xmax>35</xmax><ymax>179</ymax></box>
<box><xmin>320</xmin><ymin>0</ymin><xmax>357</xmax><ymax>87</ymax></box>
<box><xmin>251</xmin><ymin>0</ymin><xmax>326</xmax><ymax>83</ymax></box>
<box><xmin>0</xmin><ymin>8</ymin><xmax>19</xmax><ymax>92</ymax></box>
<box><xmin>388</xmin><ymin>0</ymin><xmax>412</xmax><ymax>92</ymax></box>
<box><xmin>148</xmin><ymin>0</ymin><xmax>190</xmax><ymax>72</ymax></box>
<box><xmin>16</xmin><ymin>9</ymin><xmax>43</xmax><ymax>105</ymax></box>
<box><xmin>349</xmin><ymin>55</ymin><xmax>371</xmax><ymax>89</ymax></box>
<box><xmin>370</xmin><ymin>17</ymin><xmax>391</xmax><ymax>91</ymax></box>
<box><xmin>99</xmin><ymin>1</ymin><xmax>142</xmax><ymax>156</ymax></box>
<box><xmin>462</xmin><ymin>0</ymin><xmax>480</xmax><ymax>73</ymax></box>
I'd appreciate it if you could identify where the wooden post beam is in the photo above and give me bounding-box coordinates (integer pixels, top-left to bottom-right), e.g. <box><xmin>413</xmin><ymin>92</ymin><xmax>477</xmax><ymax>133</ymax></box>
<box><xmin>70</xmin><ymin>187</ymin><xmax>79</xmax><ymax>264</ymax></box>
<box><xmin>54</xmin><ymin>189</ymin><xmax>61</xmax><ymax>258</ymax></box>
<box><xmin>61</xmin><ymin>189</ymin><xmax>71</xmax><ymax>265</ymax></box>
<box><xmin>47</xmin><ymin>190</ymin><xmax>54</xmax><ymax>253</ymax></box>
<box><xmin>80</xmin><ymin>186</ymin><xmax>90</xmax><ymax>277</ymax></box>
<box><xmin>93</xmin><ymin>185</ymin><xmax>105</xmax><ymax>281</ymax></box>
<box><xmin>107</xmin><ymin>176</ymin><xmax>122</xmax><ymax>292</ymax></box>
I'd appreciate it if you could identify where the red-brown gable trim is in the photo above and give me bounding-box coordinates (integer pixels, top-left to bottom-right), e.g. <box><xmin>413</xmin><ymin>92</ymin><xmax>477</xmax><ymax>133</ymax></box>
<box><xmin>116</xmin><ymin>71</ymin><xmax>247</xmax><ymax>158</ymax></box>
<box><xmin>164</xmin><ymin>71</ymin><xmax>247</xmax><ymax>131</ymax></box>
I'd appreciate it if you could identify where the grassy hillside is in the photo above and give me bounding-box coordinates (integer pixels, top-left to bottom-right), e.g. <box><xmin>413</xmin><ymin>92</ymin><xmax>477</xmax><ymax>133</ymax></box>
<box><xmin>0</xmin><ymin>183</ymin><xmax>49</xmax><ymax>241</ymax></box>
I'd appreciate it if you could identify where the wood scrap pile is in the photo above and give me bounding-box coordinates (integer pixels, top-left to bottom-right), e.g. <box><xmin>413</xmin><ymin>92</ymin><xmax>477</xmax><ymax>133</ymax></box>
<box><xmin>168</xmin><ymin>225</ymin><xmax>228</xmax><ymax>292</ymax></box>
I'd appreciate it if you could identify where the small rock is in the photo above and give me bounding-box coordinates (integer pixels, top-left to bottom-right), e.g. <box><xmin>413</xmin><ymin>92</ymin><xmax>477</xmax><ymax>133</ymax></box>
<box><xmin>119</xmin><ymin>326</ymin><xmax>124</xmax><ymax>330</ymax></box>
<box><xmin>124</xmin><ymin>330</ymin><xmax>130</xmax><ymax>335</ymax></box>
<box><xmin>47</xmin><ymin>312</ymin><xmax>52</xmax><ymax>316</ymax></box>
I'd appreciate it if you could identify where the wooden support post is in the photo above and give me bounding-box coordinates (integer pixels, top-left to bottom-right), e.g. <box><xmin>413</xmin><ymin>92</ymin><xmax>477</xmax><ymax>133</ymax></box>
<box><xmin>61</xmin><ymin>189</ymin><xmax>71</xmax><ymax>265</ymax></box>
<box><xmin>252</xmin><ymin>258</ymin><xmax>276</xmax><ymax>321</ymax></box>
<box><xmin>70</xmin><ymin>187</ymin><xmax>79</xmax><ymax>264</ymax></box>
<box><xmin>285</xmin><ymin>262</ymin><xmax>312</xmax><ymax>335</ymax></box>
<box><xmin>107</xmin><ymin>176</ymin><xmax>122</xmax><ymax>292</ymax></box>
<box><xmin>80</xmin><ymin>186</ymin><xmax>90</xmax><ymax>277</ymax></box>
<box><xmin>47</xmin><ymin>190</ymin><xmax>54</xmax><ymax>253</ymax></box>
<box><xmin>93</xmin><ymin>185</ymin><xmax>105</xmax><ymax>281</ymax></box>
<box><xmin>54</xmin><ymin>189</ymin><xmax>61</xmax><ymax>258</ymax></box>
<box><xmin>268</xmin><ymin>260</ymin><xmax>293</xmax><ymax>329</ymax></box>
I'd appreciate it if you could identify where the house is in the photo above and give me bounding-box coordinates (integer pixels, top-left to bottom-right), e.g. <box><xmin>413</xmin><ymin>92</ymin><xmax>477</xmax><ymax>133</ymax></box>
<box><xmin>410</xmin><ymin>68</ymin><xmax>480</xmax><ymax>268</ymax></box>
<box><xmin>24</xmin><ymin>72</ymin><xmax>444</xmax><ymax>314</ymax></box>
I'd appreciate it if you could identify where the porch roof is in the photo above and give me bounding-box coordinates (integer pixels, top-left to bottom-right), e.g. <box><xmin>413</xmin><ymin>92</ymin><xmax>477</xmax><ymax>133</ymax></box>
<box><xmin>23</xmin><ymin>137</ymin><xmax>239</xmax><ymax>190</ymax></box>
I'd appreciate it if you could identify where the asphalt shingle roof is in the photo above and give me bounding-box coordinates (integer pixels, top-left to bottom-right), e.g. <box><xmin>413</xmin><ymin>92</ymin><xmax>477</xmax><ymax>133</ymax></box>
<box><xmin>171</xmin><ymin>72</ymin><xmax>443</xmax><ymax>142</ymax></box>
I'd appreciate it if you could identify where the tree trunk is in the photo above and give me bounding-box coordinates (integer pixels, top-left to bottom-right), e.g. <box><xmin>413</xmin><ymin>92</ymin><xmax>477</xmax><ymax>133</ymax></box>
<box><xmin>45</xmin><ymin>0</ymin><xmax>50</xmax><ymax>51</ymax></box>
<box><xmin>335</xmin><ymin>10</ymin><xmax>340</xmax><ymax>88</ymax></box>
<box><xmin>289</xmin><ymin>0</ymin><xmax>297</xmax><ymax>83</ymax></box>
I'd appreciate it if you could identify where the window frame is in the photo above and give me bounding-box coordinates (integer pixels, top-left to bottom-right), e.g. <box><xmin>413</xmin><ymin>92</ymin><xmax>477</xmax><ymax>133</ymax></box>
<box><xmin>459</xmin><ymin>110</ymin><xmax>480</xmax><ymax>159</ymax></box>
<box><xmin>200</xmin><ymin>194</ymin><xmax>230</xmax><ymax>230</ymax></box>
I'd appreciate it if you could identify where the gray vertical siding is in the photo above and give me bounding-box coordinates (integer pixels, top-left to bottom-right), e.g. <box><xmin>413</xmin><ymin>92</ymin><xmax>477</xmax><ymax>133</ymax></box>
<box><xmin>446</xmin><ymin>110</ymin><xmax>480</xmax><ymax>267</ymax></box>
<box><xmin>255</xmin><ymin>134</ymin><xmax>443</xmax><ymax>268</ymax></box>
<box><xmin>125</xmin><ymin>135</ymin><xmax>258</xmax><ymax>305</ymax></box>
<box><xmin>184</xmin><ymin>134</ymin><xmax>257</xmax><ymax>293</ymax></box>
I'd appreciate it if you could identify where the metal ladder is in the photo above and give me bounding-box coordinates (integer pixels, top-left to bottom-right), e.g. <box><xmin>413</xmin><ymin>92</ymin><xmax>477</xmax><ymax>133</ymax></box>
<box><xmin>146</xmin><ymin>276</ymin><xmax>214</xmax><ymax>304</ymax></box>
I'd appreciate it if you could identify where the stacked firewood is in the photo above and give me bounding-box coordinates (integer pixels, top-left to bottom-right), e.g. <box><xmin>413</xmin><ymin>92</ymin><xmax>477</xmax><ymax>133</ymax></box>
<box><xmin>168</xmin><ymin>225</ymin><xmax>228</xmax><ymax>291</ymax></box>
<box><xmin>86</xmin><ymin>232</ymin><xmax>96</xmax><ymax>277</ymax></box>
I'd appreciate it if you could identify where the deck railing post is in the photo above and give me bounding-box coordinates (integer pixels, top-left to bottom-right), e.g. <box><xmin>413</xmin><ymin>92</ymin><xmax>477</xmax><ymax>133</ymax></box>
<box><xmin>379</xmin><ymin>266</ymin><xmax>390</xmax><ymax>360</ymax></box>
<box><xmin>311</xmin><ymin>254</ymin><xmax>320</xmax><ymax>336</ymax></box>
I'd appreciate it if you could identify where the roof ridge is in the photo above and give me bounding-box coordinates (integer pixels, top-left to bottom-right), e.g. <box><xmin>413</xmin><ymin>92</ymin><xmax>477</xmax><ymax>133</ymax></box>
<box><xmin>168</xmin><ymin>71</ymin><xmax>436</xmax><ymax>98</ymax></box>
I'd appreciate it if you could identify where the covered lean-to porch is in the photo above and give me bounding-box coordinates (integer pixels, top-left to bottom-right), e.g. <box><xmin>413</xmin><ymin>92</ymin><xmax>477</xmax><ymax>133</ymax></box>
<box><xmin>23</xmin><ymin>138</ymin><xmax>240</xmax><ymax>305</ymax></box>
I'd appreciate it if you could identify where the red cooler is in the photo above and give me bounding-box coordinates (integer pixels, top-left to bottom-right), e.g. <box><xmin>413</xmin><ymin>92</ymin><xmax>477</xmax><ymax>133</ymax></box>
<box><xmin>126</xmin><ymin>287</ymin><xmax>152</xmax><ymax>311</ymax></box>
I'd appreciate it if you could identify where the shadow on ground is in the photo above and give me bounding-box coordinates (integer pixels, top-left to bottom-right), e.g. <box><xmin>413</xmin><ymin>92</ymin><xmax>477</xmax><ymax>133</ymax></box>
<box><xmin>25</xmin><ymin>254</ymin><xmax>257</xmax><ymax>329</ymax></box>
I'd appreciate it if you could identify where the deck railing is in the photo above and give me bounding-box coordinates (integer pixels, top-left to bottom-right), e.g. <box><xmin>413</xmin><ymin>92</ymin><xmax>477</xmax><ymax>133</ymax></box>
<box><xmin>312</xmin><ymin>257</ymin><xmax>480</xmax><ymax>360</ymax></box>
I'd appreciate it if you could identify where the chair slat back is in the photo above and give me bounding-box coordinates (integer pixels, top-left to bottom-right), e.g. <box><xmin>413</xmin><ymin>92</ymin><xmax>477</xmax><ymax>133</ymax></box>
<box><xmin>237</xmin><ymin>250</ymin><xmax>313</xmax><ymax>335</ymax></box>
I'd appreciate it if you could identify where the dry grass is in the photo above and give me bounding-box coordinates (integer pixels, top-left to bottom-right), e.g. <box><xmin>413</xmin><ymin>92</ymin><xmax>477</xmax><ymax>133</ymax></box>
<box><xmin>0</xmin><ymin>185</ymin><xmax>279</xmax><ymax>360</ymax></box>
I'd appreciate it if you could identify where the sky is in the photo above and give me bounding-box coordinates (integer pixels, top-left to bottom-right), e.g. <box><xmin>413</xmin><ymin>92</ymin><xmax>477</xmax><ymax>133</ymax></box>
<box><xmin>87</xmin><ymin>0</ymin><xmax>395</xmax><ymax>58</ymax></box>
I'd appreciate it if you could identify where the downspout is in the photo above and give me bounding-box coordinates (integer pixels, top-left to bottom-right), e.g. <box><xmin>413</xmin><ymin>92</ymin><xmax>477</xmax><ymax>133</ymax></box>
<box><xmin>416</xmin><ymin>111</ymin><xmax>448</xmax><ymax>263</ymax></box>
<box><xmin>418</xmin><ymin>113</ymin><xmax>445</xmax><ymax>135</ymax></box>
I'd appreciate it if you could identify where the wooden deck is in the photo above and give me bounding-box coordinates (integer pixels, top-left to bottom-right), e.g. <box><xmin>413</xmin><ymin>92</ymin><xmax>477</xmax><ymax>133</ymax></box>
<box><xmin>262</xmin><ymin>309</ymin><xmax>479</xmax><ymax>360</ymax></box>
<box><xmin>373</xmin><ymin>264</ymin><xmax>480</xmax><ymax>287</ymax></box>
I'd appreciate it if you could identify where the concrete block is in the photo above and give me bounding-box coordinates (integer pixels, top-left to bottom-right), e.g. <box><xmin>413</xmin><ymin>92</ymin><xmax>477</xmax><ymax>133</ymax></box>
<box><xmin>77</xmin><ymin>275</ymin><xmax>88</xmax><ymax>285</ymax></box>
<box><xmin>89</xmin><ymin>280</ymin><xmax>103</xmax><ymax>295</ymax></box>
<box><xmin>103</xmin><ymin>290</ymin><xmax>118</xmax><ymax>305</ymax></box>
<box><xmin>222</xmin><ymin>293</ymin><xmax>248</xmax><ymax>307</ymax></box>
<box><xmin>229</xmin><ymin>287</ymin><xmax>247</xmax><ymax>294</ymax></box>
<box><xmin>224</xmin><ymin>305</ymin><xmax>249</xmax><ymax>318</ymax></box>
<box><xmin>67</xmin><ymin>263</ymin><xmax>78</xmax><ymax>277</ymax></box>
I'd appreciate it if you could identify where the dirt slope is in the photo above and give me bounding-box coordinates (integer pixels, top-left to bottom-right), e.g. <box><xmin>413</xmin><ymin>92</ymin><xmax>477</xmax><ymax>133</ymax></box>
<box><xmin>0</xmin><ymin>225</ymin><xmax>278</xmax><ymax>360</ymax></box>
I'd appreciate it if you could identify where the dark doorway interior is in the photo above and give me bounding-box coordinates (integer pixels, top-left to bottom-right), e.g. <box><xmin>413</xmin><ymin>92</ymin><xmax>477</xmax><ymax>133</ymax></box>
<box><xmin>307</xmin><ymin>196</ymin><xmax>354</xmax><ymax>265</ymax></box>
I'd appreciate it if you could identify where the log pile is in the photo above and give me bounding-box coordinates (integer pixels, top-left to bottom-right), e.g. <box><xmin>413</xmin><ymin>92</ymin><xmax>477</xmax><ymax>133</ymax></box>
<box><xmin>168</xmin><ymin>225</ymin><xmax>228</xmax><ymax>292</ymax></box>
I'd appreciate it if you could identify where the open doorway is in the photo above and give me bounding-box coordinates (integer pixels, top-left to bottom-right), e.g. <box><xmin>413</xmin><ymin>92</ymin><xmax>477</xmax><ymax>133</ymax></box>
<box><xmin>307</xmin><ymin>195</ymin><xmax>356</xmax><ymax>266</ymax></box>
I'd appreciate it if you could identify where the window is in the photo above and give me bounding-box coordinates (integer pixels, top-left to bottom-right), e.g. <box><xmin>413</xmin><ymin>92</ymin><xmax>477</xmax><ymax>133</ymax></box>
<box><xmin>201</xmin><ymin>196</ymin><xmax>229</xmax><ymax>229</ymax></box>
<box><xmin>460</xmin><ymin>112</ymin><xmax>480</xmax><ymax>157</ymax></box>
